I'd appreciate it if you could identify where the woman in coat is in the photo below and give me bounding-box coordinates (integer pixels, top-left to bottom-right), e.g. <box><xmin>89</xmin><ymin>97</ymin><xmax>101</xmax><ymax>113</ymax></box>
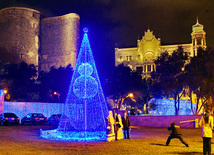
<box><xmin>199</xmin><ymin>110</ymin><xmax>213</xmax><ymax>155</ymax></box>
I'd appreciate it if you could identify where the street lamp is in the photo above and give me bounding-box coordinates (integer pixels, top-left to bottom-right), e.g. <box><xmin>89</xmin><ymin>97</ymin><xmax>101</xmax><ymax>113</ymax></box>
<box><xmin>118</xmin><ymin>93</ymin><xmax>135</xmax><ymax>110</ymax></box>
<box><xmin>128</xmin><ymin>93</ymin><xmax>133</xmax><ymax>98</ymax></box>
<box><xmin>4</xmin><ymin>90</ymin><xmax>7</xmax><ymax>94</ymax></box>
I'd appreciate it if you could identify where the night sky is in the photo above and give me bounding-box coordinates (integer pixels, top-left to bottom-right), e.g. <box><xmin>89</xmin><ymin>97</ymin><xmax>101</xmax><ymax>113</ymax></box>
<box><xmin>1</xmin><ymin>0</ymin><xmax>214</xmax><ymax>77</ymax></box>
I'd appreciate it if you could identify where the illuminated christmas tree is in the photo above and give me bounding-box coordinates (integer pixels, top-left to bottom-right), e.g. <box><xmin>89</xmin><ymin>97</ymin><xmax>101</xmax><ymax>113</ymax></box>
<box><xmin>41</xmin><ymin>28</ymin><xmax>109</xmax><ymax>141</ymax></box>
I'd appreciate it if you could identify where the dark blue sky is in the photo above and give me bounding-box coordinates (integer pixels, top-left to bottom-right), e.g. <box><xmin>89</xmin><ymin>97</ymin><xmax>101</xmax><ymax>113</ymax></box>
<box><xmin>1</xmin><ymin>0</ymin><xmax>214</xmax><ymax>77</ymax></box>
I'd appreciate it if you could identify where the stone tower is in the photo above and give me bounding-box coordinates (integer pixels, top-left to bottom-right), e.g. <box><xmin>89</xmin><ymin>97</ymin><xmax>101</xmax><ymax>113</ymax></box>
<box><xmin>0</xmin><ymin>6</ymin><xmax>80</xmax><ymax>72</ymax></box>
<box><xmin>191</xmin><ymin>18</ymin><xmax>206</xmax><ymax>56</ymax></box>
<box><xmin>39</xmin><ymin>13</ymin><xmax>80</xmax><ymax>72</ymax></box>
<box><xmin>0</xmin><ymin>7</ymin><xmax>44</xmax><ymax>67</ymax></box>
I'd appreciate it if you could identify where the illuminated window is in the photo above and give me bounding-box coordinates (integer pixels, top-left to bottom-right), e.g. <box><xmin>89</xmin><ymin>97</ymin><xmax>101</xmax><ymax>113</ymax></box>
<box><xmin>126</xmin><ymin>55</ymin><xmax>132</xmax><ymax>61</ymax></box>
<box><xmin>147</xmin><ymin>65</ymin><xmax>151</xmax><ymax>72</ymax></box>
<box><xmin>119</xmin><ymin>55</ymin><xmax>123</xmax><ymax>61</ymax></box>
<box><xmin>144</xmin><ymin>52</ymin><xmax>154</xmax><ymax>61</ymax></box>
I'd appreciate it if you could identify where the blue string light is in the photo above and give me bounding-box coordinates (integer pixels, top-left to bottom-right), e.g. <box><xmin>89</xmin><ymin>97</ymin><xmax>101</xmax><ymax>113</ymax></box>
<box><xmin>41</xmin><ymin>28</ymin><xmax>109</xmax><ymax>141</ymax></box>
<box><xmin>149</xmin><ymin>99</ymin><xmax>196</xmax><ymax>115</ymax></box>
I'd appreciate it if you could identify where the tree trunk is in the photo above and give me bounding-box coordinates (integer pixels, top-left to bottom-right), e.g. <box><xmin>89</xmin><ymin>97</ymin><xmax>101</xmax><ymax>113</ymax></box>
<box><xmin>212</xmin><ymin>94</ymin><xmax>214</xmax><ymax>114</ymax></box>
<box><xmin>189</xmin><ymin>91</ymin><xmax>194</xmax><ymax>114</ymax></box>
<box><xmin>197</xmin><ymin>97</ymin><xmax>208</xmax><ymax>114</ymax></box>
<box><xmin>174</xmin><ymin>93</ymin><xmax>178</xmax><ymax>115</ymax></box>
<box><xmin>195</xmin><ymin>97</ymin><xmax>199</xmax><ymax>114</ymax></box>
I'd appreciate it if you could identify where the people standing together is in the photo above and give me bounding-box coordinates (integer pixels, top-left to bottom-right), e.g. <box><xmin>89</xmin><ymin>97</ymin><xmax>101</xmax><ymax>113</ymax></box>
<box><xmin>107</xmin><ymin>109</ymin><xmax>213</xmax><ymax>155</ymax></box>
<box><xmin>106</xmin><ymin>111</ymin><xmax>131</xmax><ymax>141</ymax></box>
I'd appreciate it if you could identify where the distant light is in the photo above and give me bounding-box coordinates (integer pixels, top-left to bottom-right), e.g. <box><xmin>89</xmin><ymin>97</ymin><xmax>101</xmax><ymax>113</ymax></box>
<box><xmin>54</xmin><ymin>92</ymin><xmax>57</xmax><ymax>95</ymax></box>
<box><xmin>4</xmin><ymin>90</ymin><xmax>7</xmax><ymax>94</ymax></box>
<box><xmin>128</xmin><ymin>93</ymin><xmax>134</xmax><ymax>98</ymax></box>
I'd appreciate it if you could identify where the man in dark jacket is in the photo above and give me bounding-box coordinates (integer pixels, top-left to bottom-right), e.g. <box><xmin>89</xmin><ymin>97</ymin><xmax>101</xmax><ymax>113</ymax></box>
<box><xmin>166</xmin><ymin>122</ymin><xmax>189</xmax><ymax>147</ymax></box>
<box><xmin>122</xmin><ymin>111</ymin><xmax>130</xmax><ymax>139</ymax></box>
<box><xmin>114</xmin><ymin>112</ymin><xmax>120</xmax><ymax>140</ymax></box>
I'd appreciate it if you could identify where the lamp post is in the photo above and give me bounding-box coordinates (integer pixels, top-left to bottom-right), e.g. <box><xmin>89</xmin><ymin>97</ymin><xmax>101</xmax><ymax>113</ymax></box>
<box><xmin>118</xmin><ymin>93</ymin><xmax>135</xmax><ymax>110</ymax></box>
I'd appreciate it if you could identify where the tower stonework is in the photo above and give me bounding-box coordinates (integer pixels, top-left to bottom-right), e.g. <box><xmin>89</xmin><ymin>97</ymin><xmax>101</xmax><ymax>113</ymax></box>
<box><xmin>40</xmin><ymin>13</ymin><xmax>80</xmax><ymax>72</ymax></box>
<box><xmin>0</xmin><ymin>7</ymin><xmax>80</xmax><ymax>72</ymax></box>
<box><xmin>0</xmin><ymin>7</ymin><xmax>44</xmax><ymax>67</ymax></box>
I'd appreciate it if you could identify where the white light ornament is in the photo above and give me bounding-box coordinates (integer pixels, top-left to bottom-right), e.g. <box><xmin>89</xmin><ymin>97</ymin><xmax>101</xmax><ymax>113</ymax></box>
<box><xmin>73</xmin><ymin>63</ymin><xmax>98</xmax><ymax>98</ymax></box>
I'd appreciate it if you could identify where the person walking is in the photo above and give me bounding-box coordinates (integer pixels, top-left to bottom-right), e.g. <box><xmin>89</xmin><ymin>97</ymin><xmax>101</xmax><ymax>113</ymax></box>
<box><xmin>199</xmin><ymin>110</ymin><xmax>213</xmax><ymax>155</ymax></box>
<box><xmin>122</xmin><ymin>111</ymin><xmax>130</xmax><ymax>139</ymax></box>
<box><xmin>166</xmin><ymin>122</ymin><xmax>189</xmax><ymax>147</ymax></box>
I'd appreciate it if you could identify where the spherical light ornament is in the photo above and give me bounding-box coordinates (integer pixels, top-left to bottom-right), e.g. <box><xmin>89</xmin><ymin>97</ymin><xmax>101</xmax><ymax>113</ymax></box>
<box><xmin>73</xmin><ymin>75</ymin><xmax>98</xmax><ymax>98</ymax></box>
<box><xmin>83</xmin><ymin>27</ymin><xmax>88</xmax><ymax>33</ymax></box>
<box><xmin>78</xmin><ymin>63</ymin><xmax>93</xmax><ymax>76</ymax></box>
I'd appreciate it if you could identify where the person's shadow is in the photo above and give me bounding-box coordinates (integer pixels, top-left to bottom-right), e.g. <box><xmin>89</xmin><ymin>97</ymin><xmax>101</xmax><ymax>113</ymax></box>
<box><xmin>150</xmin><ymin>143</ymin><xmax>203</xmax><ymax>155</ymax></box>
<box><xmin>150</xmin><ymin>143</ymin><xmax>165</xmax><ymax>146</ymax></box>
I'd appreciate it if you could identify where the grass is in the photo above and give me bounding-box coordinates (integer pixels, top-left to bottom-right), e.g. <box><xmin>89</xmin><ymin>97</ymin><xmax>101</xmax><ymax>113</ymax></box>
<box><xmin>0</xmin><ymin>125</ymin><xmax>210</xmax><ymax>155</ymax></box>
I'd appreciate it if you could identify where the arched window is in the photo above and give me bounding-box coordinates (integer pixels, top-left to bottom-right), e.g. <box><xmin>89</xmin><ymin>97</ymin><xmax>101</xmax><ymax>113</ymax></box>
<box><xmin>118</xmin><ymin>55</ymin><xmax>123</xmax><ymax>61</ymax></box>
<box><xmin>144</xmin><ymin>52</ymin><xmax>154</xmax><ymax>62</ymax></box>
<box><xmin>126</xmin><ymin>56</ymin><xmax>129</xmax><ymax>61</ymax></box>
<box><xmin>126</xmin><ymin>55</ymin><xmax>132</xmax><ymax>61</ymax></box>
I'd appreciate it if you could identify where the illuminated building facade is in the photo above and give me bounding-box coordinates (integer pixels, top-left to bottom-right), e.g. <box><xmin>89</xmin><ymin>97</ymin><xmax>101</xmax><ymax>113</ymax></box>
<box><xmin>0</xmin><ymin>7</ymin><xmax>80</xmax><ymax>72</ymax></box>
<box><xmin>115</xmin><ymin>19</ymin><xmax>206</xmax><ymax>79</ymax></box>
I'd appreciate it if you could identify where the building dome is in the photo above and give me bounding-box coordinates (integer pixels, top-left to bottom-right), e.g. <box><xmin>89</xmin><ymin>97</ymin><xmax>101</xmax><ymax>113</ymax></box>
<box><xmin>192</xmin><ymin>18</ymin><xmax>204</xmax><ymax>33</ymax></box>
